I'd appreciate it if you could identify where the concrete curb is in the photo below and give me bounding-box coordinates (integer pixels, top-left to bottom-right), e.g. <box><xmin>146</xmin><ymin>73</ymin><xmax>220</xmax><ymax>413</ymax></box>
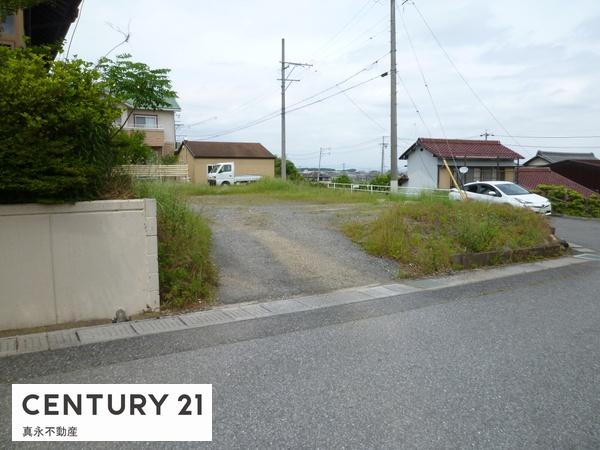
<box><xmin>0</xmin><ymin>256</ymin><xmax>590</xmax><ymax>358</ymax></box>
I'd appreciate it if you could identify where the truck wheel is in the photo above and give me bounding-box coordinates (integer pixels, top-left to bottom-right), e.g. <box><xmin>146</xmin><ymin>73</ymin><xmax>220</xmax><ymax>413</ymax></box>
<box><xmin>222</xmin><ymin>181</ymin><xmax>230</xmax><ymax>186</ymax></box>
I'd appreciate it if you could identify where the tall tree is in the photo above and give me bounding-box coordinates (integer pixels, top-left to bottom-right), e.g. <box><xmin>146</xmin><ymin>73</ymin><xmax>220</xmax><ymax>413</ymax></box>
<box><xmin>97</xmin><ymin>53</ymin><xmax>176</xmax><ymax>132</ymax></box>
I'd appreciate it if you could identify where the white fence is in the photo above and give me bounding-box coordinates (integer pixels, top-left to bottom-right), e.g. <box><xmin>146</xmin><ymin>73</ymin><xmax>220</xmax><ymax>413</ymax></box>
<box><xmin>120</xmin><ymin>165</ymin><xmax>190</xmax><ymax>181</ymax></box>
<box><xmin>322</xmin><ymin>182</ymin><xmax>449</xmax><ymax>196</ymax></box>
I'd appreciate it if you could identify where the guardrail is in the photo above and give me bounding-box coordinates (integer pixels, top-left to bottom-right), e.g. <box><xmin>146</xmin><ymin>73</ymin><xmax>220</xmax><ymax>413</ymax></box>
<box><xmin>322</xmin><ymin>182</ymin><xmax>449</xmax><ymax>196</ymax></box>
<box><xmin>119</xmin><ymin>165</ymin><xmax>190</xmax><ymax>182</ymax></box>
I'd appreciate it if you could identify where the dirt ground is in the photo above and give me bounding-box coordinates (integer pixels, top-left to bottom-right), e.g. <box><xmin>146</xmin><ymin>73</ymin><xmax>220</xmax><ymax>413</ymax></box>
<box><xmin>190</xmin><ymin>199</ymin><xmax>399</xmax><ymax>304</ymax></box>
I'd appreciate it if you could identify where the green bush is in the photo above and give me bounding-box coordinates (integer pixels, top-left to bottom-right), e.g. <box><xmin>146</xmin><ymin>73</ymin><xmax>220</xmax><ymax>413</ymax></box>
<box><xmin>344</xmin><ymin>198</ymin><xmax>552</xmax><ymax>276</ymax></box>
<box><xmin>533</xmin><ymin>185</ymin><xmax>600</xmax><ymax>218</ymax></box>
<box><xmin>275</xmin><ymin>157</ymin><xmax>304</xmax><ymax>182</ymax></box>
<box><xmin>0</xmin><ymin>47</ymin><xmax>121</xmax><ymax>203</ymax></box>
<box><xmin>333</xmin><ymin>174</ymin><xmax>352</xmax><ymax>184</ymax></box>
<box><xmin>369</xmin><ymin>173</ymin><xmax>391</xmax><ymax>186</ymax></box>
<box><xmin>134</xmin><ymin>182</ymin><xmax>217</xmax><ymax>309</ymax></box>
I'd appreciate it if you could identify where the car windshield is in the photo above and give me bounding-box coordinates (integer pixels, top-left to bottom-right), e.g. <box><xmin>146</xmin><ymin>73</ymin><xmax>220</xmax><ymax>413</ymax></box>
<box><xmin>496</xmin><ymin>183</ymin><xmax>530</xmax><ymax>196</ymax></box>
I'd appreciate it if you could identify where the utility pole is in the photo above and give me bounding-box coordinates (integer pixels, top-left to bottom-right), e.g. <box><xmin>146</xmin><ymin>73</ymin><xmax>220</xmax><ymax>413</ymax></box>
<box><xmin>317</xmin><ymin>147</ymin><xmax>331</xmax><ymax>183</ymax></box>
<box><xmin>390</xmin><ymin>0</ymin><xmax>399</xmax><ymax>192</ymax></box>
<box><xmin>380</xmin><ymin>136</ymin><xmax>388</xmax><ymax>174</ymax></box>
<box><xmin>279</xmin><ymin>38</ymin><xmax>312</xmax><ymax>181</ymax></box>
<box><xmin>480</xmin><ymin>130</ymin><xmax>494</xmax><ymax>141</ymax></box>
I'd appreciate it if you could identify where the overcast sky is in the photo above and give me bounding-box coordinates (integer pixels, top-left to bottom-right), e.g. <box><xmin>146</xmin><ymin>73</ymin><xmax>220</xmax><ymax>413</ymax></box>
<box><xmin>63</xmin><ymin>0</ymin><xmax>600</xmax><ymax>170</ymax></box>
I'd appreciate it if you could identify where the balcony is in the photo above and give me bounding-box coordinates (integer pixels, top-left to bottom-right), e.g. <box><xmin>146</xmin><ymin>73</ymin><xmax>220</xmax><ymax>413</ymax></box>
<box><xmin>124</xmin><ymin>127</ymin><xmax>165</xmax><ymax>147</ymax></box>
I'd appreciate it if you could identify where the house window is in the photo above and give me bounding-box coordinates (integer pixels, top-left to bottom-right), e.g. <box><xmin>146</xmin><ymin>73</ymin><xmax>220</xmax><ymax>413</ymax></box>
<box><xmin>134</xmin><ymin>114</ymin><xmax>158</xmax><ymax>128</ymax></box>
<box><xmin>0</xmin><ymin>15</ymin><xmax>16</xmax><ymax>35</ymax></box>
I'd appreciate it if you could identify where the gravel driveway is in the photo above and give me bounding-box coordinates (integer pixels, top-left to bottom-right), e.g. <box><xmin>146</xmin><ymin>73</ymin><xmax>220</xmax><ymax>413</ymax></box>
<box><xmin>191</xmin><ymin>200</ymin><xmax>398</xmax><ymax>304</ymax></box>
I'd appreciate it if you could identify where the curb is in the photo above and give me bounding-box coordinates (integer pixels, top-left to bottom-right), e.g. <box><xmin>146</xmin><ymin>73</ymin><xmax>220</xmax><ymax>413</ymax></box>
<box><xmin>0</xmin><ymin>256</ymin><xmax>590</xmax><ymax>358</ymax></box>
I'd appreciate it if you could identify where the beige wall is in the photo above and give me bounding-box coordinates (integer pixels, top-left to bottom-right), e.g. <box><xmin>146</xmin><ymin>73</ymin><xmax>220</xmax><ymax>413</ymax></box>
<box><xmin>0</xmin><ymin>10</ymin><xmax>25</xmax><ymax>48</ymax></box>
<box><xmin>178</xmin><ymin>150</ymin><xmax>275</xmax><ymax>184</ymax></box>
<box><xmin>438</xmin><ymin>167</ymin><xmax>451</xmax><ymax>189</ymax></box>
<box><xmin>0</xmin><ymin>200</ymin><xmax>159</xmax><ymax>331</ymax></box>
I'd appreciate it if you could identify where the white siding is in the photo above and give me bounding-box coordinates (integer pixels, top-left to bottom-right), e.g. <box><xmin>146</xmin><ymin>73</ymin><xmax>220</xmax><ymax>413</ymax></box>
<box><xmin>405</xmin><ymin>149</ymin><xmax>438</xmax><ymax>189</ymax></box>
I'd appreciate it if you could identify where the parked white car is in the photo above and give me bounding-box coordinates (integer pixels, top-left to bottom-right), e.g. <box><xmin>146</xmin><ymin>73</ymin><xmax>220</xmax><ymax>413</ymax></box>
<box><xmin>449</xmin><ymin>181</ymin><xmax>552</xmax><ymax>215</ymax></box>
<box><xmin>207</xmin><ymin>162</ymin><xmax>262</xmax><ymax>186</ymax></box>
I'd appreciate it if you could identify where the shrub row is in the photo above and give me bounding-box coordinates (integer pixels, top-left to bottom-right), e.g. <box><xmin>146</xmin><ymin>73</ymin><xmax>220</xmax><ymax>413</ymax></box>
<box><xmin>533</xmin><ymin>185</ymin><xmax>600</xmax><ymax>218</ymax></box>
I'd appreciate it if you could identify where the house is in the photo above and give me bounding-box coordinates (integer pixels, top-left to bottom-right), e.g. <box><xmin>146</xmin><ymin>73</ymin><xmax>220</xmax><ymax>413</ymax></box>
<box><xmin>515</xmin><ymin>167</ymin><xmax>596</xmax><ymax>197</ymax></box>
<box><xmin>1</xmin><ymin>0</ymin><xmax>82</xmax><ymax>49</ymax></box>
<box><xmin>176</xmin><ymin>140</ymin><xmax>276</xmax><ymax>184</ymax></box>
<box><xmin>549</xmin><ymin>160</ymin><xmax>600</xmax><ymax>194</ymax></box>
<box><xmin>119</xmin><ymin>98</ymin><xmax>181</xmax><ymax>158</ymax></box>
<box><xmin>524</xmin><ymin>150</ymin><xmax>598</xmax><ymax>167</ymax></box>
<box><xmin>400</xmin><ymin>138</ymin><xmax>523</xmax><ymax>189</ymax></box>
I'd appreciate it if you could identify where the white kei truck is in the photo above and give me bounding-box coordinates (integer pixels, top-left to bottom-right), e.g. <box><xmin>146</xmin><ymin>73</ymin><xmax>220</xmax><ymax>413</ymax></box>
<box><xmin>207</xmin><ymin>162</ymin><xmax>262</xmax><ymax>186</ymax></box>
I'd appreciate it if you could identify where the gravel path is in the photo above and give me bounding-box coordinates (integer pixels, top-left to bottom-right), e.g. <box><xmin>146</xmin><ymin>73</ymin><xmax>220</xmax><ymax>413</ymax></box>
<box><xmin>191</xmin><ymin>201</ymin><xmax>399</xmax><ymax>304</ymax></box>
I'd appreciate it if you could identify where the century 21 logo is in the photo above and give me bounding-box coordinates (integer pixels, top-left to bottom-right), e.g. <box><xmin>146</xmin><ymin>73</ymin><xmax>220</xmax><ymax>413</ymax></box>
<box><xmin>20</xmin><ymin>394</ymin><xmax>204</xmax><ymax>416</ymax></box>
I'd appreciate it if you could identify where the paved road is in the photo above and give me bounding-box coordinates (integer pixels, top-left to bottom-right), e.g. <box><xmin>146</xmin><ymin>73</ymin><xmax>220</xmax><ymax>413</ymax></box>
<box><xmin>552</xmin><ymin>216</ymin><xmax>600</xmax><ymax>251</ymax></box>
<box><xmin>191</xmin><ymin>201</ymin><xmax>398</xmax><ymax>304</ymax></box>
<box><xmin>1</xmin><ymin>260</ymin><xmax>599</xmax><ymax>448</ymax></box>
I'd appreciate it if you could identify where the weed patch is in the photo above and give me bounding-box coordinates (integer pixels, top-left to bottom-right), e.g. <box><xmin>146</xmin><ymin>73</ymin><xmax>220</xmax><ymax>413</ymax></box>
<box><xmin>344</xmin><ymin>198</ymin><xmax>553</xmax><ymax>276</ymax></box>
<box><xmin>135</xmin><ymin>182</ymin><xmax>217</xmax><ymax>309</ymax></box>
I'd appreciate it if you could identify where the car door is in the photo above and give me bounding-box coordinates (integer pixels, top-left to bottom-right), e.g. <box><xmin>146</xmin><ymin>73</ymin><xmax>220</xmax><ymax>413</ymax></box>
<box><xmin>464</xmin><ymin>183</ymin><xmax>481</xmax><ymax>200</ymax></box>
<box><xmin>478</xmin><ymin>184</ymin><xmax>502</xmax><ymax>203</ymax></box>
<box><xmin>220</xmin><ymin>164</ymin><xmax>234</xmax><ymax>182</ymax></box>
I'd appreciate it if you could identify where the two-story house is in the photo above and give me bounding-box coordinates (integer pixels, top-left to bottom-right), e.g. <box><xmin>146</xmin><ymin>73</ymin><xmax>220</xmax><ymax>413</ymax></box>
<box><xmin>1</xmin><ymin>1</ymin><xmax>82</xmax><ymax>49</ymax></box>
<box><xmin>118</xmin><ymin>98</ymin><xmax>181</xmax><ymax>158</ymax></box>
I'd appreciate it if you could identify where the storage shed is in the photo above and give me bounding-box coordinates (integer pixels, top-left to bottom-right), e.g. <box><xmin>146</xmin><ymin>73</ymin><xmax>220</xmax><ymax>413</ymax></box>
<box><xmin>176</xmin><ymin>140</ymin><xmax>276</xmax><ymax>184</ymax></box>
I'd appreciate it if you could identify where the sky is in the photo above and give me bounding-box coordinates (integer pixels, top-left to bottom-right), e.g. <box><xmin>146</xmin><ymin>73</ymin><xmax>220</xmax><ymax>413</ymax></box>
<box><xmin>62</xmin><ymin>0</ymin><xmax>600</xmax><ymax>171</ymax></box>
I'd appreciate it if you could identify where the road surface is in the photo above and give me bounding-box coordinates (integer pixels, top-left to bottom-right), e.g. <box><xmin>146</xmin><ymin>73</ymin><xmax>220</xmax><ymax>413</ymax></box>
<box><xmin>1</xmin><ymin>258</ymin><xmax>599</xmax><ymax>448</ymax></box>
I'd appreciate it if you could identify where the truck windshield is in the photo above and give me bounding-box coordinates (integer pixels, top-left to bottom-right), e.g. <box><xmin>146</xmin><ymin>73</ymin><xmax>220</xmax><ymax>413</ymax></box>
<box><xmin>209</xmin><ymin>165</ymin><xmax>221</xmax><ymax>174</ymax></box>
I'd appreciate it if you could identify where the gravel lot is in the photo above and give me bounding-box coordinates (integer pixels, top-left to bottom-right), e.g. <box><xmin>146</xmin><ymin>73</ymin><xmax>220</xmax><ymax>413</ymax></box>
<box><xmin>191</xmin><ymin>200</ymin><xmax>398</xmax><ymax>304</ymax></box>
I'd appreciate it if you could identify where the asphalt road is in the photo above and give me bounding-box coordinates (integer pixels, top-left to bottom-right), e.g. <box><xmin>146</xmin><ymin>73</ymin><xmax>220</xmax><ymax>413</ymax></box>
<box><xmin>552</xmin><ymin>216</ymin><xmax>600</xmax><ymax>251</ymax></box>
<box><xmin>1</xmin><ymin>259</ymin><xmax>599</xmax><ymax>449</ymax></box>
<box><xmin>191</xmin><ymin>201</ymin><xmax>398</xmax><ymax>304</ymax></box>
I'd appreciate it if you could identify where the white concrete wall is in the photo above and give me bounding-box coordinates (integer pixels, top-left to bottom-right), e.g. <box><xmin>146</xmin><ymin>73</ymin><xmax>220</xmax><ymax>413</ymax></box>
<box><xmin>405</xmin><ymin>149</ymin><xmax>438</xmax><ymax>189</ymax></box>
<box><xmin>0</xmin><ymin>200</ymin><xmax>159</xmax><ymax>331</ymax></box>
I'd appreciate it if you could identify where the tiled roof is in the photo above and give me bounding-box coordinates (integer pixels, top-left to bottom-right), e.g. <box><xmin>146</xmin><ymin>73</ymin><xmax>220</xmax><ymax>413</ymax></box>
<box><xmin>124</xmin><ymin>97</ymin><xmax>180</xmax><ymax>111</ymax></box>
<box><xmin>517</xmin><ymin>167</ymin><xmax>596</xmax><ymax>196</ymax></box>
<box><xmin>179</xmin><ymin>141</ymin><xmax>276</xmax><ymax>159</ymax></box>
<box><xmin>526</xmin><ymin>151</ymin><xmax>598</xmax><ymax>165</ymax></box>
<box><xmin>401</xmin><ymin>138</ymin><xmax>523</xmax><ymax>160</ymax></box>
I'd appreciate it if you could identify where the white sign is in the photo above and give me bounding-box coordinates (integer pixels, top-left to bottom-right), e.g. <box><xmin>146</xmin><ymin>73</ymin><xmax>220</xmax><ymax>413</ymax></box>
<box><xmin>459</xmin><ymin>166</ymin><xmax>469</xmax><ymax>174</ymax></box>
<box><xmin>12</xmin><ymin>384</ymin><xmax>212</xmax><ymax>442</ymax></box>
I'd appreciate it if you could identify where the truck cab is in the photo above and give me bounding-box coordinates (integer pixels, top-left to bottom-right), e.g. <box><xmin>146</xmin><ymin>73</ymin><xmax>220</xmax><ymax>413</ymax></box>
<box><xmin>207</xmin><ymin>162</ymin><xmax>262</xmax><ymax>186</ymax></box>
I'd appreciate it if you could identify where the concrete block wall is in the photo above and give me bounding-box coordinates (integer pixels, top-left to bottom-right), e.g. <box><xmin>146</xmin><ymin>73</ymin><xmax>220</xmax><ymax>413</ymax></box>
<box><xmin>0</xmin><ymin>199</ymin><xmax>159</xmax><ymax>331</ymax></box>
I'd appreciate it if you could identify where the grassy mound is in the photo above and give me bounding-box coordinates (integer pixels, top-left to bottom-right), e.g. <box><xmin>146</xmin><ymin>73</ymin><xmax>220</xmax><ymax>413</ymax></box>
<box><xmin>343</xmin><ymin>198</ymin><xmax>554</xmax><ymax>276</ymax></box>
<box><xmin>135</xmin><ymin>182</ymin><xmax>217</xmax><ymax>309</ymax></box>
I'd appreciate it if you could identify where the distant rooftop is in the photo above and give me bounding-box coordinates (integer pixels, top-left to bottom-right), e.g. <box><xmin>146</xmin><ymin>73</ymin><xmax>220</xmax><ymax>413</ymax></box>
<box><xmin>517</xmin><ymin>167</ymin><xmax>596</xmax><ymax>197</ymax></box>
<box><xmin>401</xmin><ymin>138</ymin><xmax>523</xmax><ymax>160</ymax></box>
<box><xmin>525</xmin><ymin>150</ymin><xmax>598</xmax><ymax>165</ymax></box>
<box><xmin>124</xmin><ymin>97</ymin><xmax>180</xmax><ymax>111</ymax></box>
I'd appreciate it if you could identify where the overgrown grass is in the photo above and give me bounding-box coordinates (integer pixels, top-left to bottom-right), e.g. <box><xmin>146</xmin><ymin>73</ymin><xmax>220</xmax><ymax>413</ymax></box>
<box><xmin>169</xmin><ymin>178</ymin><xmax>446</xmax><ymax>205</ymax></box>
<box><xmin>134</xmin><ymin>182</ymin><xmax>217</xmax><ymax>309</ymax></box>
<box><xmin>343</xmin><ymin>198</ymin><xmax>553</xmax><ymax>277</ymax></box>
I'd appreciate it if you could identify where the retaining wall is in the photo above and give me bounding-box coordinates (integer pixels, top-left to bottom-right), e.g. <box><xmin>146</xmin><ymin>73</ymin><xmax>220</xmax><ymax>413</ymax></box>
<box><xmin>0</xmin><ymin>199</ymin><xmax>159</xmax><ymax>331</ymax></box>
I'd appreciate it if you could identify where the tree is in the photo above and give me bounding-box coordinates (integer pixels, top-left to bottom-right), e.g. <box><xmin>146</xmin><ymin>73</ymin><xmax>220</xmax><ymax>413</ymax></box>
<box><xmin>333</xmin><ymin>174</ymin><xmax>352</xmax><ymax>184</ymax></box>
<box><xmin>369</xmin><ymin>172</ymin><xmax>391</xmax><ymax>186</ymax></box>
<box><xmin>275</xmin><ymin>157</ymin><xmax>303</xmax><ymax>182</ymax></box>
<box><xmin>0</xmin><ymin>46</ymin><xmax>156</xmax><ymax>203</ymax></box>
<box><xmin>97</xmin><ymin>53</ymin><xmax>176</xmax><ymax>133</ymax></box>
<box><xmin>0</xmin><ymin>0</ymin><xmax>46</xmax><ymax>18</ymax></box>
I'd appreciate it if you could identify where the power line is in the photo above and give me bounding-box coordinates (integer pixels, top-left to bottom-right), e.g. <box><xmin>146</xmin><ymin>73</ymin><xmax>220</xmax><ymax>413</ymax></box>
<box><xmin>339</xmin><ymin>89</ymin><xmax>387</xmax><ymax>132</ymax></box>
<box><xmin>509</xmin><ymin>144</ymin><xmax>600</xmax><ymax>149</ymax></box>
<box><xmin>407</xmin><ymin>1</ymin><xmax>522</xmax><ymax>150</ymax></box>
<box><xmin>195</xmin><ymin>72</ymin><xmax>388</xmax><ymax>140</ymax></box>
<box><xmin>494</xmin><ymin>134</ymin><xmax>600</xmax><ymax>139</ymax></box>
<box><xmin>64</xmin><ymin>0</ymin><xmax>85</xmax><ymax>59</ymax></box>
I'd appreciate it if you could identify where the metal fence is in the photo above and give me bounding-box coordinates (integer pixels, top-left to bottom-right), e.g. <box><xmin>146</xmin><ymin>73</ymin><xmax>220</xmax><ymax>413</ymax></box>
<box><xmin>119</xmin><ymin>165</ymin><xmax>190</xmax><ymax>182</ymax></box>
<box><xmin>322</xmin><ymin>182</ymin><xmax>449</xmax><ymax>197</ymax></box>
